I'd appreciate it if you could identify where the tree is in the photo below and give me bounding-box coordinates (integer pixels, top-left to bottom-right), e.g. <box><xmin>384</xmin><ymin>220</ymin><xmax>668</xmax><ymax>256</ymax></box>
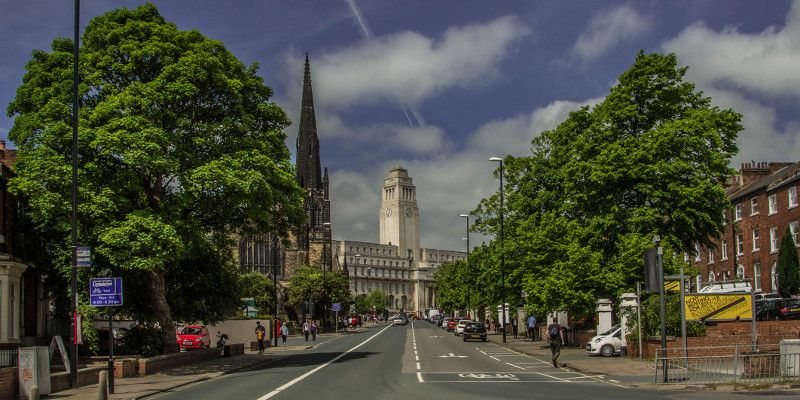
<box><xmin>472</xmin><ymin>52</ymin><xmax>741</xmax><ymax>318</ymax></box>
<box><xmin>777</xmin><ymin>227</ymin><xmax>800</xmax><ymax>297</ymax></box>
<box><xmin>239</xmin><ymin>272</ymin><xmax>275</xmax><ymax>317</ymax></box>
<box><xmin>6</xmin><ymin>4</ymin><xmax>304</xmax><ymax>352</ymax></box>
<box><xmin>287</xmin><ymin>265</ymin><xmax>351</xmax><ymax>318</ymax></box>
<box><xmin>365</xmin><ymin>290</ymin><xmax>390</xmax><ymax>314</ymax></box>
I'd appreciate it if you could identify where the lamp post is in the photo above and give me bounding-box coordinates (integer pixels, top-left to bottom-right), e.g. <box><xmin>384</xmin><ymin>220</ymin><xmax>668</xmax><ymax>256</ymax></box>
<box><xmin>460</xmin><ymin>214</ymin><xmax>471</xmax><ymax>319</ymax></box>
<box><xmin>70</xmin><ymin>0</ymin><xmax>81</xmax><ymax>388</ymax></box>
<box><xmin>489</xmin><ymin>156</ymin><xmax>507</xmax><ymax>343</ymax></box>
<box><xmin>322</xmin><ymin>221</ymin><xmax>331</xmax><ymax>333</ymax></box>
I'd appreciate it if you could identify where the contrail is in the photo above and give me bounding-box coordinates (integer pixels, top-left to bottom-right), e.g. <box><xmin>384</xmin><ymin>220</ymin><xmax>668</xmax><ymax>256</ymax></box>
<box><xmin>345</xmin><ymin>0</ymin><xmax>425</xmax><ymax>128</ymax></box>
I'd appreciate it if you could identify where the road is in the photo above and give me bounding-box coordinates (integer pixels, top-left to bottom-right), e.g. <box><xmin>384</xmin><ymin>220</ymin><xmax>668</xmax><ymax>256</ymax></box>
<box><xmin>150</xmin><ymin>321</ymin><xmax>796</xmax><ymax>400</ymax></box>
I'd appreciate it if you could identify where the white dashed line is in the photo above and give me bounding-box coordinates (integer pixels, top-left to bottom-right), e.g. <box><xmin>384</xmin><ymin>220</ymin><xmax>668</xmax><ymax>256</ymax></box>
<box><xmin>505</xmin><ymin>362</ymin><xmax>525</xmax><ymax>370</ymax></box>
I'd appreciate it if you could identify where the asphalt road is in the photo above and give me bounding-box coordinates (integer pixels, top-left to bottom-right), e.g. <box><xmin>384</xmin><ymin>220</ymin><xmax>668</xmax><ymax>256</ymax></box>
<box><xmin>150</xmin><ymin>321</ymin><xmax>799</xmax><ymax>400</ymax></box>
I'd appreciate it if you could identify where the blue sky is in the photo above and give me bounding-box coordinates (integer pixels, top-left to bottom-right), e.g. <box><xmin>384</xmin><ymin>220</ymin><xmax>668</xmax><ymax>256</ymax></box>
<box><xmin>1</xmin><ymin>1</ymin><xmax>798</xmax><ymax>251</ymax></box>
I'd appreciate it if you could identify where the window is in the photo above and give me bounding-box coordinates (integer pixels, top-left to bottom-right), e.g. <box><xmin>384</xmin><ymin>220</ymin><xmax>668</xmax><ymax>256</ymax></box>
<box><xmin>736</xmin><ymin>233</ymin><xmax>744</xmax><ymax>256</ymax></box>
<box><xmin>750</xmin><ymin>197</ymin><xmax>759</xmax><ymax>215</ymax></box>
<box><xmin>789</xmin><ymin>186</ymin><xmax>798</xmax><ymax>208</ymax></box>
<box><xmin>768</xmin><ymin>194</ymin><xmax>777</xmax><ymax>215</ymax></box>
<box><xmin>791</xmin><ymin>221</ymin><xmax>799</xmax><ymax>246</ymax></box>
<box><xmin>708</xmin><ymin>272</ymin><xmax>715</xmax><ymax>283</ymax></box>
<box><xmin>752</xmin><ymin>228</ymin><xmax>760</xmax><ymax>251</ymax></box>
<box><xmin>735</xmin><ymin>204</ymin><xmax>743</xmax><ymax>221</ymax></box>
<box><xmin>721</xmin><ymin>240</ymin><xmax>728</xmax><ymax>260</ymax></box>
<box><xmin>696</xmin><ymin>276</ymin><xmax>702</xmax><ymax>293</ymax></box>
<box><xmin>736</xmin><ymin>265</ymin><xmax>745</xmax><ymax>280</ymax></box>
<box><xmin>694</xmin><ymin>243</ymin><xmax>701</xmax><ymax>262</ymax></box>
<box><xmin>707</xmin><ymin>249</ymin><xmax>714</xmax><ymax>264</ymax></box>
<box><xmin>771</xmin><ymin>263</ymin><xmax>778</xmax><ymax>293</ymax></box>
<box><xmin>754</xmin><ymin>263</ymin><xmax>762</xmax><ymax>292</ymax></box>
<box><xmin>770</xmin><ymin>227</ymin><xmax>779</xmax><ymax>253</ymax></box>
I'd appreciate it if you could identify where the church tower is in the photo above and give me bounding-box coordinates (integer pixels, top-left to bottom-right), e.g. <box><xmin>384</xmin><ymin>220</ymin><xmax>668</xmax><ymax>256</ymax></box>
<box><xmin>379</xmin><ymin>166</ymin><xmax>420</xmax><ymax>262</ymax></box>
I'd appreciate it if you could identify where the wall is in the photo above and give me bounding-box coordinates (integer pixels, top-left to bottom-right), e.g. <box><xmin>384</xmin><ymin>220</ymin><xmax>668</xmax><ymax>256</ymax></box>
<box><xmin>0</xmin><ymin>366</ymin><xmax>17</xmax><ymax>400</ymax></box>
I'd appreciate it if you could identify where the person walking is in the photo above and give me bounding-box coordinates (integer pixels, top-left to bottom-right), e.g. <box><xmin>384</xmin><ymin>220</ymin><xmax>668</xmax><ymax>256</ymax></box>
<box><xmin>511</xmin><ymin>317</ymin><xmax>519</xmax><ymax>339</ymax></box>
<box><xmin>310</xmin><ymin>320</ymin><xmax>318</xmax><ymax>341</ymax></box>
<box><xmin>547</xmin><ymin>318</ymin><xmax>564</xmax><ymax>368</ymax></box>
<box><xmin>280</xmin><ymin>323</ymin><xmax>289</xmax><ymax>346</ymax></box>
<box><xmin>527</xmin><ymin>315</ymin><xmax>538</xmax><ymax>341</ymax></box>
<box><xmin>255</xmin><ymin>321</ymin><xmax>267</xmax><ymax>354</ymax></box>
<box><xmin>302</xmin><ymin>319</ymin><xmax>310</xmax><ymax>342</ymax></box>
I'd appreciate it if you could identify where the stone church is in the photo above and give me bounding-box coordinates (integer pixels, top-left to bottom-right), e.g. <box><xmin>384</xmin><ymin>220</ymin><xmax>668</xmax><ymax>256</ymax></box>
<box><xmin>237</xmin><ymin>55</ymin><xmax>464</xmax><ymax>316</ymax></box>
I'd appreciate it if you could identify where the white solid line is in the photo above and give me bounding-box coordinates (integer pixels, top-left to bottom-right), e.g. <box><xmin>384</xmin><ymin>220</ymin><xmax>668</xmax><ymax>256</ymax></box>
<box><xmin>256</xmin><ymin>324</ymin><xmax>393</xmax><ymax>400</ymax></box>
<box><xmin>609</xmin><ymin>379</ymin><xmax>621</xmax><ymax>383</ymax></box>
<box><xmin>536</xmin><ymin>371</ymin><xmax>569</xmax><ymax>382</ymax></box>
<box><xmin>417</xmin><ymin>372</ymin><xmax>424</xmax><ymax>383</ymax></box>
<box><xmin>489</xmin><ymin>356</ymin><xmax>500</xmax><ymax>361</ymax></box>
<box><xmin>505</xmin><ymin>363</ymin><xmax>525</xmax><ymax>370</ymax></box>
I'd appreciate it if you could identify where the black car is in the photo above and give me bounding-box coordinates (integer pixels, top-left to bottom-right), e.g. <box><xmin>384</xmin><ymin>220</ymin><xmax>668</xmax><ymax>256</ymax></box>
<box><xmin>775</xmin><ymin>298</ymin><xmax>800</xmax><ymax>320</ymax></box>
<box><xmin>462</xmin><ymin>322</ymin><xmax>487</xmax><ymax>342</ymax></box>
<box><xmin>755</xmin><ymin>299</ymin><xmax>782</xmax><ymax>320</ymax></box>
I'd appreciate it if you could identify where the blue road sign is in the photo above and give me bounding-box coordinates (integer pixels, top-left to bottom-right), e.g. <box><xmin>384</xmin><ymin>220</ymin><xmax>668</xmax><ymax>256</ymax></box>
<box><xmin>332</xmin><ymin>303</ymin><xmax>342</xmax><ymax>312</ymax></box>
<box><xmin>89</xmin><ymin>277</ymin><xmax>123</xmax><ymax>307</ymax></box>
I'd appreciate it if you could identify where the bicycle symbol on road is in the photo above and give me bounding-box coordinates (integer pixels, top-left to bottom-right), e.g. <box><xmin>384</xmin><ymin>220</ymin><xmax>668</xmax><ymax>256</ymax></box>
<box><xmin>458</xmin><ymin>373</ymin><xmax>518</xmax><ymax>380</ymax></box>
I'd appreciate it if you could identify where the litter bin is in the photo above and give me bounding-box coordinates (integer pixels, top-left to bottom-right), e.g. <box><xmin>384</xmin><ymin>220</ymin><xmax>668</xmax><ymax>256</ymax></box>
<box><xmin>18</xmin><ymin>347</ymin><xmax>51</xmax><ymax>397</ymax></box>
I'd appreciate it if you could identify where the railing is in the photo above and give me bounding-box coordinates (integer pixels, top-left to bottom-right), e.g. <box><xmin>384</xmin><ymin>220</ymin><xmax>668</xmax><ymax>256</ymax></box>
<box><xmin>654</xmin><ymin>345</ymin><xmax>800</xmax><ymax>384</ymax></box>
<box><xmin>0</xmin><ymin>348</ymin><xmax>18</xmax><ymax>366</ymax></box>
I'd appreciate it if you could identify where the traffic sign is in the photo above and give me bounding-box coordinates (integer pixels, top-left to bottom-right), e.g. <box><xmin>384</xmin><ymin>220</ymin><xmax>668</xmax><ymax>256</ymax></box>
<box><xmin>332</xmin><ymin>303</ymin><xmax>342</xmax><ymax>312</ymax></box>
<box><xmin>89</xmin><ymin>277</ymin><xmax>123</xmax><ymax>307</ymax></box>
<box><xmin>76</xmin><ymin>246</ymin><xmax>91</xmax><ymax>267</ymax></box>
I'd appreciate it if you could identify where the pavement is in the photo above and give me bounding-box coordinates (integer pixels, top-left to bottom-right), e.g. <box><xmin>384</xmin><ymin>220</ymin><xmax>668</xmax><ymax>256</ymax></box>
<box><xmin>45</xmin><ymin>325</ymin><xmax>371</xmax><ymax>400</ymax></box>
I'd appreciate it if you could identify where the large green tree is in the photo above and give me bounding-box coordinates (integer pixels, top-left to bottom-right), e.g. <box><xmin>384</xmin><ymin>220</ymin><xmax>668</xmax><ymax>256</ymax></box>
<box><xmin>472</xmin><ymin>52</ymin><xmax>741</xmax><ymax>317</ymax></box>
<box><xmin>287</xmin><ymin>265</ymin><xmax>351</xmax><ymax>318</ymax></box>
<box><xmin>777</xmin><ymin>227</ymin><xmax>800</xmax><ymax>297</ymax></box>
<box><xmin>7</xmin><ymin>4</ymin><xmax>304</xmax><ymax>352</ymax></box>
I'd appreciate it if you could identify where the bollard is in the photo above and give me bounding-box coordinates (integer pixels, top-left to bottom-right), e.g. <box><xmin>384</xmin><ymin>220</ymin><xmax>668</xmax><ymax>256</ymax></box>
<box><xmin>28</xmin><ymin>385</ymin><xmax>39</xmax><ymax>400</ymax></box>
<box><xmin>98</xmin><ymin>370</ymin><xmax>108</xmax><ymax>400</ymax></box>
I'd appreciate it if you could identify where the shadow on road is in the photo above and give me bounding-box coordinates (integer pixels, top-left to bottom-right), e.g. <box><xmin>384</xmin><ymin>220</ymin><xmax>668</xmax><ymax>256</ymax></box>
<box><xmin>223</xmin><ymin>351</ymin><xmax>379</xmax><ymax>374</ymax></box>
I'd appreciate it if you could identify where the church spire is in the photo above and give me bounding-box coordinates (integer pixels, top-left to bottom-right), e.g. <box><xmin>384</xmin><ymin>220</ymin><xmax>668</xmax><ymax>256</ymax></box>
<box><xmin>296</xmin><ymin>53</ymin><xmax>322</xmax><ymax>190</ymax></box>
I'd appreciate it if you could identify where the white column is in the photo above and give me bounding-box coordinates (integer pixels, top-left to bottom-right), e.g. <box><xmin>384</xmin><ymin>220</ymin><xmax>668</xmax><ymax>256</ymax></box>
<box><xmin>0</xmin><ymin>276</ymin><xmax>8</xmax><ymax>342</ymax></box>
<box><xmin>11</xmin><ymin>280</ymin><xmax>19</xmax><ymax>340</ymax></box>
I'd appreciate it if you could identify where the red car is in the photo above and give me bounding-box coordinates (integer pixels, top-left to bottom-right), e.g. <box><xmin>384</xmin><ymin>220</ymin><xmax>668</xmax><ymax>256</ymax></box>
<box><xmin>176</xmin><ymin>325</ymin><xmax>211</xmax><ymax>350</ymax></box>
<box><xmin>447</xmin><ymin>319</ymin><xmax>458</xmax><ymax>332</ymax></box>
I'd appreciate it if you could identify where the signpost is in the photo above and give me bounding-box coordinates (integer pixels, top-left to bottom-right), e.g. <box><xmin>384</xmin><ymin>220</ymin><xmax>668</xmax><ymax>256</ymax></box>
<box><xmin>89</xmin><ymin>277</ymin><xmax>123</xmax><ymax>394</ymax></box>
<box><xmin>332</xmin><ymin>303</ymin><xmax>342</xmax><ymax>334</ymax></box>
<box><xmin>76</xmin><ymin>246</ymin><xmax>91</xmax><ymax>267</ymax></box>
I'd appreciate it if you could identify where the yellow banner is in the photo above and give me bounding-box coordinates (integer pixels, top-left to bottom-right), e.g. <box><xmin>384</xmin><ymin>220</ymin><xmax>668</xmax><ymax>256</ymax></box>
<box><xmin>684</xmin><ymin>293</ymin><xmax>752</xmax><ymax>321</ymax></box>
<box><xmin>664</xmin><ymin>280</ymin><xmax>681</xmax><ymax>292</ymax></box>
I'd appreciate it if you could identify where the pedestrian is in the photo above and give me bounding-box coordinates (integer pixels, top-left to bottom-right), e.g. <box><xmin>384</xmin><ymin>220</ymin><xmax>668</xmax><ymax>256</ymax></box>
<box><xmin>310</xmin><ymin>320</ymin><xmax>318</xmax><ymax>341</ymax></box>
<box><xmin>527</xmin><ymin>315</ymin><xmax>537</xmax><ymax>341</ymax></box>
<box><xmin>255</xmin><ymin>321</ymin><xmax>267</xmax><ymax>354</ymax></box>
<box><xmin>547</xmin><ymin>318</ymin><xmax>564</xmax><ymax>368</ymax></box>
<box><xmin>511</xmin><ymin>317</ymin><xmax>518</xmax><ymax>339</ymax></box>
<box><xmin>280</xmin><ymin>323</ymin><xmax>288</xmax><ymax>346</ymax></box>
<box><xmin>302</xmin><ymin>319</ymin><xmax>310</xmax><ymax>342</ymax></box>
<box><xmin>357</xmin><ymin>315</ymin><xmax>362</xmax><ymax>328</ymax></box>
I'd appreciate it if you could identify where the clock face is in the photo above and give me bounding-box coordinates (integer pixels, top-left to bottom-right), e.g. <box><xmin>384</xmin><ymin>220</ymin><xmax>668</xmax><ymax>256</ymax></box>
<box><xmin>385</xmin><ymin>209</ymin><xmax>392</xmax><ymax>217</ymax></box>
<box><xmin>406</xmin><ymin>207</ymin><xmax>413</xmax><ymax>217</ymax></box>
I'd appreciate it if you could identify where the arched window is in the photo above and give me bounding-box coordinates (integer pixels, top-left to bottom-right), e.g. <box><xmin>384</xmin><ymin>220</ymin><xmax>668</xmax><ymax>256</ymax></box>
<box><xmin>736</xmin><ymin>265</ymin><xmax>745</xmax><ymax>280</ymax></box>
<box><xmin>709</xmin><ymin>272</ymin><xmax>716</xmax><ymax>283</ymax></box>
<box><xmin>771</xmin><ymin>263</ymin><xmax>778</xmax><ymax>293</ymax></box>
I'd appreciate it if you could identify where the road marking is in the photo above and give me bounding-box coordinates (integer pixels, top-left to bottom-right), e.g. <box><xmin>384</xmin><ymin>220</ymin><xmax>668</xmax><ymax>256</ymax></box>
<box><xmin>505</xmin><ymin>362</ymin><xmax>525</xmax><ymax>370</ymax></box>
<box><xmin>609</xmin><ymin>379</ymin><xmax>621</xmax><ymax>383</ymax></box>
<box><xmin>536</xmin><ymin>371</ymin><xmax>569</xmax><ymax>382</ymax></box>
<box><xmin>416</xmin><ymin>372</ymin><xmax>424</xmax><ymax>383</ymax></box>
<box><xmin>416</xmin><ymin>362</ymin><xmax>421</xmax><ymax>370</ymax></box>
<box><xmin>489</xmin><ymin>356</ymin><xmax>500</xmax><ymax>361</ymax></box>
<box><xmin>255</xmin><ymin>323</ymin><xmax>393</xmax><ymax>400</ymax></box>
<box><xmin>438</xmin><ymin>353</ymin><xmax>468</xmax><ymax>358</ymax></box>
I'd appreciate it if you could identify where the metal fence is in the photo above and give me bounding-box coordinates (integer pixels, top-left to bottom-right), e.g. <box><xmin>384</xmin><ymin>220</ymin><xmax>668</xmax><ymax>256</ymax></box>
<box><xmin>654</xmin><ymin>345</ymin><xmax>800</xmax><ymax>384</ymax></box>
<box><xmin>0</xmin><ymin>348</ymin><xmax>18</xmax><ymax>366</ymax></box>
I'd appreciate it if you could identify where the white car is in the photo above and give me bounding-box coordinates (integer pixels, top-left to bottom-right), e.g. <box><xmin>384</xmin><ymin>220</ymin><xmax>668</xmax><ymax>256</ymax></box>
<box><xmin>454</xmin><ymin>320</ymin><xmax>471</xmax><ymax>336</ymax></box>
<box><xmin>585</xmin><ymin>325</ymin><xmax>622</xmax><ymax>357</ymax></box>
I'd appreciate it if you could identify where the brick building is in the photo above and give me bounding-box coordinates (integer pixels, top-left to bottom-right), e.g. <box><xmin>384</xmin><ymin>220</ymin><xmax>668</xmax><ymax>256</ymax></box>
<box><xmin>691</xmin><ymin>161</ymin><xmax>800</xmax><ymax>293</ymax></box>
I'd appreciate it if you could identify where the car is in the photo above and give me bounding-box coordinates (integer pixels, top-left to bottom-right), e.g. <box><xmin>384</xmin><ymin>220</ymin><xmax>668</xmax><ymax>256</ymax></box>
<box><xmin>585</xmin><ymin>325</ymin><xmax>622</xmax><ymax>357</ymax></box>
<box><xmin>454</xmin><ymin>319</ymin><xmax>471</xmax><ymax>336</ymax></box>
<box><xmin>755</xmin><ymin>298</ymin><xmax>782</xmax><ymax>320</ymax></box>
<box><xmin>462</xmin><ymin>322</ymin><xmax>487</xmax><ymax>342</ymax></box>
<box><xmin>392</xmin><ymin>315</ymin><xmax>409</xmax><ymax>325</ymax></box>
<box><xmin>177</xmin><ymin>325</ymin><xmax>211</xmax><ymax>350</ymax></box>
<box><xmin>775</xmin><ymin>298</ymin><xmax>800</xmax><ymax>320</ymax></box>
<box><xmin>755</xmin><ymin>293</ymin><xmax>783</xmax><ymax>301</ymax></box>
<box><xmin>441</xmin><ymin>317</ymin><xmax>451</xmax><ymax>329</ymax></box>
<box><xmin>446</xmin><ymin>319</ymin><xmax>458</xmax><ymax>332</ymax></box>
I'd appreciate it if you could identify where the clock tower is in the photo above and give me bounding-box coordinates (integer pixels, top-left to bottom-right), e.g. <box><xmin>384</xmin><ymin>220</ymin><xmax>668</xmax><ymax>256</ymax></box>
<box><xmin>379</xmin><ymin>165</ymin><xmax>420</xmax><ymax>262</ymax></box>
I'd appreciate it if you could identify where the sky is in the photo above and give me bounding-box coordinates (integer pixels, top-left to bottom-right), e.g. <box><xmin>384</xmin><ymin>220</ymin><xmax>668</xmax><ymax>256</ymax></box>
<box><xmin>1</xmin><ymin>0</ymin><xmax>799</xmax><ymax>252</ymax></box>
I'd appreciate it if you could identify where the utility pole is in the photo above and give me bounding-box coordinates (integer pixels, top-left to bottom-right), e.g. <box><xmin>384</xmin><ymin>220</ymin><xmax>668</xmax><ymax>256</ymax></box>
<box><xmin>70</xmin><ymin>0</ymin><xmax>80</xmax><ymax>388</ymax></box>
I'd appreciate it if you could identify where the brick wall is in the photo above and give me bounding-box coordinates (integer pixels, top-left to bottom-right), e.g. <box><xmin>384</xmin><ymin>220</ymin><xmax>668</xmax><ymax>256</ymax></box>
<box><xmin>632</xmin><ymin>320</ymin><xmax>800</xmax><ymax>359</ymax></box>
<box><xmin>0</xmin><ymin>367</ymin><xmax>18</xmax><ymax>400</ymax></box>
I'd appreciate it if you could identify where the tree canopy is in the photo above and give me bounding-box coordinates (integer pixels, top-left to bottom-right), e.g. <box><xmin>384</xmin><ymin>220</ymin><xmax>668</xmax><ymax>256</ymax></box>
<box><xmin>470</xmin><ymin>52</ymin><xmax>741</xmax><ymax>318</ymax></box>
<box><xmin>777</xmin><ymin>227</ymin><xmax>800</xmax><ymax>297</ymax></box>
<box><xmin>7</xmin><ymin>3</ymin><xmax>304</xmax><ymax>352</ymax></box>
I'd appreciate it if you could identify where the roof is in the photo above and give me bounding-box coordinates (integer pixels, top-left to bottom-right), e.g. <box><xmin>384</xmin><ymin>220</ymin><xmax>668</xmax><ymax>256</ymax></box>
<box><xmin>729</xmin><ymin>161</ymin><xmax>800</xmax><ymax>202</ymax></box>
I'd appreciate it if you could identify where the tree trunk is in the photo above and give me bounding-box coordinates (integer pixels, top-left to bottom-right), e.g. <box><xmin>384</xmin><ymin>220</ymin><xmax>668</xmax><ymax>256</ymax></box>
<box><xmin>147</xmin><ymin>268</ymin><xmax>178</xmax><ymax>353</ymax></box>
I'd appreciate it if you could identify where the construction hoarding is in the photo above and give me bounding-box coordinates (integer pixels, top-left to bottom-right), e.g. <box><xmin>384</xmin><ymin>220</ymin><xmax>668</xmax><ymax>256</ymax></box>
<box><xmin>684</xmin><ymin>293</ymin><xmax>753</xmax><ymax>321</ymax></box>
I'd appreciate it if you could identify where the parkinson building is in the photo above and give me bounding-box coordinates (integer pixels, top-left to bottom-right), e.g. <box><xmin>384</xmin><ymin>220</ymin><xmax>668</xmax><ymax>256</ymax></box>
<box><xmin>334</xmin><ymin>166</ymin><xmax>466</xmax><ymax>314</ymax></box>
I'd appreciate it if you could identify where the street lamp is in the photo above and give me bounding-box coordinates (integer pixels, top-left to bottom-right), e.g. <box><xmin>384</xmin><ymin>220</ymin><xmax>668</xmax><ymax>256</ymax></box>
<box><xmin>489</xmin><ymin>156</ymin><xmax>507</xmax><ymax>343</ymax></box>
<box><xmin>322</xmin><ymin>221</ymin><xmax>331</xmax><ymax>333</ymax></box>
<box><xmin>460</xmin><ymin>214</ymin><xmax>471</xmax><ymax>319</ymax></box>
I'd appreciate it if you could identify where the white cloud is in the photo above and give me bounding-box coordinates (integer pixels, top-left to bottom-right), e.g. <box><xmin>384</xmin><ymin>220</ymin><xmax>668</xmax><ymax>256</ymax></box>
<box><xmin>573</xmin><ymin>5</ymin><xmax>648</xmax><ymax>61</ymax></box>
<box><xmin>312</xmin><ymin>16</ymin><xmax>530</xmax><ymax>109</ymax></box>
<box><xmin>661</xmin><ymin>0</ymin><xmax>800</xmax><ymax>163</ymax></box>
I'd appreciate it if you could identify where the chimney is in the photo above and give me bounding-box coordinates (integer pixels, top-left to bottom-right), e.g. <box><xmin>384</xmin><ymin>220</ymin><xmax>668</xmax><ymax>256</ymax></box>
<box><xmin>739</xmin><ymin>162</ymin><xmax>772</xmax><ymax>187</ymax></box>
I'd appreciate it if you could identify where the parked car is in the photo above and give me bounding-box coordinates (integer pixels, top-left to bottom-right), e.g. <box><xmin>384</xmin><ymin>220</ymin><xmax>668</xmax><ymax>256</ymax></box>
<box><xmin>755</xmin><ymin>293</ymin><xmax>782</xmax><ymax>301</ymax></box>
<box><xmin>755</xmin><ymin>299</ymin><xmax>783</xmax><ymax>320</ymax></box>
<box><xmin>392</xmin><ymin>315</ymin><xmax>409</xmax><ymax>325</ymax></box>
<box><xmin>176</xmin><ymin>325</ymin><xmax>211</xmax><ymax>350</ymax></box>
<box><xmin>462</xmin><ymin>322</ymin><xmax>487</xmax><ymax>342</ymax></box>
<box><xmin>441</xmin><ymin>317</ymin><xmax>451</xmax><ymax>329</ymax></box>
<box><xmin>455</xmin><ymin>319</ymin><xmax>471</xmax><ymax>336</ymax></box>
<box><xmin>446</xmin><ymin>319</ymin><xmax>458</xmax><ymax>332</ymax></box>
<box><xmin>585</xmin><ymin>325</ymin><xmax>622</xmax><ymax>357</ymax></box>
<box><xmin>775</xmin><ymin>298</ymin><xmax>800</xmax><ymax>320</ymax></box>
